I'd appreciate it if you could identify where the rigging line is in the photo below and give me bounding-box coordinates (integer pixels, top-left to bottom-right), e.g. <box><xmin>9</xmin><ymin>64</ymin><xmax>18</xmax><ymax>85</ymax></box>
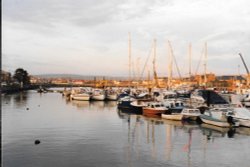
<box><xmin>172</xmin><ymin>52</ymin><xmax>182</xmax><ymax>79</ymax></box>
<box><xmin>168</xmin><ymin>41</ymin><xmax>182</xmax><ymax>79</ymax></box>
<box><xmin>140</xmin><ymin>41</ymin><xmax>154</xmax><ymax>80</ymax></box>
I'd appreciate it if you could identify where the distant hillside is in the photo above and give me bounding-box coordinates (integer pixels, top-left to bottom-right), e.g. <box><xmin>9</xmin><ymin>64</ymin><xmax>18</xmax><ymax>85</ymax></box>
<box><xmin>33</xmin><ymin>74</ymin><xmax>128</xmax><ymax>80</ymax></box>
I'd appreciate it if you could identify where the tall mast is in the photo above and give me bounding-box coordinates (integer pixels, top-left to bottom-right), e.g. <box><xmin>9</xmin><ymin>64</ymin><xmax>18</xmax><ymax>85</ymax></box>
<box><xmin>204</xmin><ymin>42</ymin><xmax>207</xmax><ymax>87</ymax></box>
<box><xmin>167</xmin><ymin>41</ymin><xmax>173</xmax><ymax>89</ymax></box>
<box><xmin>153</xmin><ymin>39</ymin><xmax>159</xmax><ymax>88</ymax></box>
<box><xmin>128</xmin><ymin>32</ymin><xmax>132</xmax><ymax>87</ymax></box>
<box><xmin>137</xmin><ymin>57</ymin><xmax>140</xmax><ymax>81</ymax></box>
<box><xmin>189</xmin><ymin>43</ymin><xmax>192</xmax><ymax>80</ymax></box>
<box><xmin>148</xmin><ymin>68</ymin><xmax>150</xmax><ymax>85</ymax></box>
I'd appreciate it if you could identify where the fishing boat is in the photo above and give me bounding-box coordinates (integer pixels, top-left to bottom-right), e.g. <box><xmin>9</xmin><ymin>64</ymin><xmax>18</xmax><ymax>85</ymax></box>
<box><xmin>199</xmin><ymin>108</ymin><xmax>239</xmax><ymax>127</ymax></box>
<box><xmin>143</xmin><ymin>102</ymin><xmax>166</xmax><ymax>117</ymax></box>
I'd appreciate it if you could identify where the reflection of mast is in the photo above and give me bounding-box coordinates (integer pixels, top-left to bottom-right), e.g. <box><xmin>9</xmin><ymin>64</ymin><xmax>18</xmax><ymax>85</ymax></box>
<box><xmin>147</xmin><ymin>120</ymin><xmax>150</xmax><ymax>143</ymax></box>
<box><xmin>151</xmin><ymin>121</ymin><xmax>156</xmax><ymax>159</ymax></box>
<box><xmin>165</xmin><ymin>124</ymin><xmax>172</xmax><ymax>160</ymax></box>
<box><xmin>183</xmin><ymin>129</ymin><xmax>192</xmax><ymax>167</ymax></box>
<box><xmin>202</xmin><ymin>133</ymin><xmax>208</xmax><ymax>163</ymax></box>
<box><xmin>153</xmin><ymin>39</ymin><xmax>160</xmax><ymax>88</ymax></box>
<box><xmin>135</xmin><ymin>115</ymin><xmax>140</xmax><ymax>157</ymax></box>
<box><xmin>126</xmin><ymin>114</ymin><xmax>132</xmax><ymax>166</ymax></box>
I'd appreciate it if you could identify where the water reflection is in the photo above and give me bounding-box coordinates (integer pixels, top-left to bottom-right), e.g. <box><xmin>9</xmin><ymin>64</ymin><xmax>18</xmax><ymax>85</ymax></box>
<box><xmin>236</xmin><ymin>127</ymin><xmax>250</xmax><ymax>136</ymax></box>
<box><xmin>117</xmin><ymin>108</ymin><xmax>244</xmax><ymax>166</ymax></box>
<box><xmin>3</xmin><ymin>91</ymin><xmax>249</xmax><ymax>167</ymax></box>
<box><xmin>13</xmin><ymin>92</ymin><xmax>29</xmax><ymax>107</ymax></box>
<box><xmin>2</xmin><ymin>94</ymin><xmax>12</xmax><ymax>105</ymax></box>
<box><xmin>200</xmin><ymin>124</ymin><xmax>236</xmax><ymax>139</ymax></box>
<box><xmin>71</xmin><ymin>100</ymin><xmax>90</xmax><ymax>108</ymax></box>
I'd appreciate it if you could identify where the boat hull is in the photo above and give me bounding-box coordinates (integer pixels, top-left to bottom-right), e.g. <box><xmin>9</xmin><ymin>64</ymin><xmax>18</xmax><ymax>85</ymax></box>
<box><xmin>117</xmin><ymin>100</ymin><xmax>132</xmax><ymax>109</ymax></box>
<box><xmin>71</xmin><ymin>94</ymin><xmax>90</xmax><ymax>101</ymax></box>
<box><xmin>236</xmin><ymin>118</ymin><xmax>250</xmax><ymax>127</ymax></box>
<box><xmin>199</xmin><ymin>114</ymin><xmax>233</xmax><ymax>127</ymax></box>
<box><xmin>106</xmin><ymin>94</ymin><xmax>117</xmax><ymax>101</ymax></box>
<box><xmin>91</xmin><ymin>94</ymin><xmax>105</xmax><ymax>101</ymax></box>
<box><xmin>182</xmin><ymin>113</ymin><xmax>200</xmax><ymax>121</ymax></box>
<box><xmin>143</xmin><ymin>108</ymin><xmax>166</xmax><ymax>116</ymax></box>
<box><xmin>162</xmin><ymin>113</ymin><xmax>183</xmax><ymax>121</ymax></box>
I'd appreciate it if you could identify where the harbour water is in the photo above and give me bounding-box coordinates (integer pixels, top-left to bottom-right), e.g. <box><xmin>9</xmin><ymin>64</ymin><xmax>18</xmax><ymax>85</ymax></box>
<box><xmin>2</xmin><ymin>90</ymin><xmax>250</xmax><ymax>167</ymax></box>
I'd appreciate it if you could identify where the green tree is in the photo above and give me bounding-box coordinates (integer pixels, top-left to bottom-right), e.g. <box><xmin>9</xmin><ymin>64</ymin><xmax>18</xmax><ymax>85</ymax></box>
<box><xmin>13</xmin><ymin>68</ymin><xmax>30</xmax><ymax>88</ymax></box>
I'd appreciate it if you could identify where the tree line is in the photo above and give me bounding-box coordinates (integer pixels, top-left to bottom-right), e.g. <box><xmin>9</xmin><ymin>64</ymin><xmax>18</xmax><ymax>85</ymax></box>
<box><xmin>1</xmin><ymin>68</ymin><xmax>31</xmax><ymax>88</ymax></box>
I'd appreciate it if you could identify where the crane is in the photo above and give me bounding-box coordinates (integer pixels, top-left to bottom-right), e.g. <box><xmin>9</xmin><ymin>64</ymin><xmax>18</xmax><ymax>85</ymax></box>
<box><xmin>239</xmin><ymin>53</ymin><xmax>250</xmax><ymax>87</ymax></box>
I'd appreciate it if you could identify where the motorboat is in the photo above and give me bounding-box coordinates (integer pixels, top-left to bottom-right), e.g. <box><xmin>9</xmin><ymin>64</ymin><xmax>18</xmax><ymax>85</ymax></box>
<box><xmin>106</xmin><ymin>92</ymin><xmax>118</xmax><ymax>101</ymax></box>
<box><xmin>199</xmin><ymin>108</ymin><xmax>239</xmax><ymax>127</ymax></box>
<box><xmin>106</xmin><ymin>89</ymin><xmax>118</xmax><ymax>101</ymax></box>
<box><xmin>161</xmin><ymin>100</ymin><xmax>185</xmax><ymax>121</ymax></box>
<box><xmin>181</xmin><ymin>108</ymin><xmax>201</xmax><ymax>121</ymax></box>
<box><xmin>190</xmin><ymin>89</ymin><xmax>229</xmax><ymax>108</ymax></box>
<box><xmin>130</xmin><ymin>100</ymin><xmax>147</xmax><ymax>115</ymax></box>
<box><xmin>227</xmin><ymin>104</ymin><xmax>250</xmax><ymax>127</ymax></box>
<box><xmin>91</xmin><ymin>89</ymin><xmax>105</xmax><ymax>101</ymax></box>
<box><xmin>117</xmin><ymin>96</ymin><xmax>135</xmax><ymax>109</ymax></box>
<box><xmin>70</xmin><ymin>88</ymin><xmax>91</xmax><ymax>101</ymax></box>
<box><xmin>161</xmin><ymin>110</ymin><xmax>183</xmax><ymax>121</ymax></box>
<box><xmin>143</xmin><ymin>102</ymin><xmax>167</xmax><ymax>117</ymax></box>
<box><xmin>241</xmin><ymin>93</ymin><xmax>250</xmax><ymax>107</ymax></box>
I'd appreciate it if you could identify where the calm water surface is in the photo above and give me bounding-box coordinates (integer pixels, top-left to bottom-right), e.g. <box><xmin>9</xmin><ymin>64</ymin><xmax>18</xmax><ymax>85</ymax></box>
<box><xmin>2</xmin><ymin>90</ymin><xmax>250</xmax><ymax>167</ymax></box>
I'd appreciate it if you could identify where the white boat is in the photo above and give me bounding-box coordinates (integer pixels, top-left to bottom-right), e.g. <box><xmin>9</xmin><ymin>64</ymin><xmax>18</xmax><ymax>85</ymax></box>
<box><xmin>190</xmin><ymin>89</ymin><xmax>229</xmax><ymax>108</ymax></box>
<box><xmin>71</xmin><ymin>93</ymin><xmax>90</xmax><ymax>101</ymax></box>
<box><xmin>200</xmin><ymin>108</ymin><xmax>239</xmax><ymax>127</ymax></box>
<box><xmin>161</xmin><ymin>112</ymin><xmax>183</xmax><ymax>121</ymax></box>
<box><xmin>161</xmin><ymin>100</ymin><xmax>185</xmax><ymax>121</ymax></box>
<box><xmin>106</xmin><ymin>94</ymin><xmax>117</xmax><ymax>100</ymax></box>
<box><xmin>162</xmin><ymin>90</ymin><xmax>177</xmax><ymax>99</ymax></box>
<box><xmin>181</xmin><ymin>108</ymin><xmax>201</xmax><ymax>121</ymax></box>
<box><xmin>190</xmin><ymin>89</ymin><xmax>205</xmax><ymax>105</ymax></box>
<box><xmin>163</xmin><ymin>99</ymin><xmax>184</xmax><ymax>109</ymax></box>
<box><xmin>70</xmin><ymin>88</ymin><xmax>91</xmax><ymax>101</ymax></box>
<box><xmin>105</xmin><ymin>88</ymin><xmax>118</xmax><ymax>101</ymax></box>
<box><xmin>241</xmin><ymin>93</ymin><xmax>250</xmax><ymax>107</ymax></box>
<box><xmin>91</xmin><ymin>89</ymin><xmax>105</xmax><ymax>101</ymax></box>
<box><xmin>228</xmin><ymin>104</ymin><xmax>250</xmax><ymax>127</ymax></box>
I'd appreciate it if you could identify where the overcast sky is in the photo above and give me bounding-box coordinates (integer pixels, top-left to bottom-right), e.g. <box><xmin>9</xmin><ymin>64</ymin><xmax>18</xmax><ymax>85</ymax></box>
<box><xmin>2</xmin><ymin>0</ymin><xmax>250</xmax><ymax>77</ymax></box>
